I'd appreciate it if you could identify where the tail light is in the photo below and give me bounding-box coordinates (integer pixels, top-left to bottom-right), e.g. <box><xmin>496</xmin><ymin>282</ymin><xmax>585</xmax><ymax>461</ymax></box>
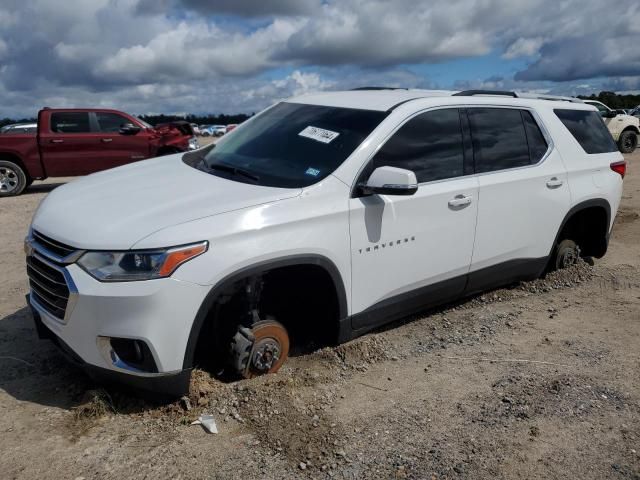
<box><xmin>610</xmin><ymin>161</ymin><xmax>626</xmax><ymax>178</ymax></box>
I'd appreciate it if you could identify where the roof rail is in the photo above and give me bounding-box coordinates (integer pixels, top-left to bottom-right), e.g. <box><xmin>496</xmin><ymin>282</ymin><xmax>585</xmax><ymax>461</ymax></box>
<box><xmin>453</xmin><ymin>90</ymin><xmax>517</xmax><ymax>98</ymax></box>
<box><xmin>453</xmin><ymin>89</ymin><xmax>583</xmax><ymax>103</ymax></box>
<box><xmin>516</xmin><ymin>93</ymin><xmax>583</xmax><ymax>103</ymax></box>
<box><xmin>351</xmin><ymin>86</ymin><xmax>408</xmax><ymax>91</ymax></box>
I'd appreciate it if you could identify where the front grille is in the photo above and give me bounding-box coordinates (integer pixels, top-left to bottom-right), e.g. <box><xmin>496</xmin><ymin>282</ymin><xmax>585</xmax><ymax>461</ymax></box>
<box><xmin>27</xmin><ymin>255</ymin><xmax>70</xmax><ymax>320</ymax></box>
<box><xmin>32</xmin><ymin>230</ymin><xmax>76</xmax><ymax>259</ymax></box>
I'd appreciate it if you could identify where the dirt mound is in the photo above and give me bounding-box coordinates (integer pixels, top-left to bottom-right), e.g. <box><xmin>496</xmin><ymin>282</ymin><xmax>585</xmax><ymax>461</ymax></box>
<box><xmin>469</xmin><ymin>372</ymin><xmax>638</xmax><ymax>425</ymax></box>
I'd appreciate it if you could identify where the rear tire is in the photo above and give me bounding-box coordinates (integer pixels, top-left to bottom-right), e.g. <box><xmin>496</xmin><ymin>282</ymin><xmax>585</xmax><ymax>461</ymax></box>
<box><xmin>618</xmin><ymin>130</ymin><xmax>638</xmax><ymax>153</ymax></box>
<box><xmin>553</xmin><ymin>239</ymin><xmax>580</xmax><ymax>270</ymax></box>
<box><xmin>0</xmin><ymin>161</ymin><xmax>27</xmax><ymax>197</ymax></box>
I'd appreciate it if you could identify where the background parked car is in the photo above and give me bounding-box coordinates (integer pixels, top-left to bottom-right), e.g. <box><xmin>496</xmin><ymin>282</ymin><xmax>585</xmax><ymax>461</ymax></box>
<box><xmin>225</xmin><ymin>124</ymin><xmax>238</xmax><ymax>133</ymax></box>
<box><xmin>200</xmin><ymin>125</ymin><xmax>226</xmax><ymax>137</ymax></box>
<box><xmin>0</xmin><ymin>123</ymin><xmax>37</xmax><ymax>134</ymax></box>
<box><xmin>0</xmin><ymin>108</ymin><xmax>198</xmax><ymax>196</ymax></box>
<box><xmin>584</xmin><ymin>100</ymin><xmax>640</xmax><ymax>153</ymax></box>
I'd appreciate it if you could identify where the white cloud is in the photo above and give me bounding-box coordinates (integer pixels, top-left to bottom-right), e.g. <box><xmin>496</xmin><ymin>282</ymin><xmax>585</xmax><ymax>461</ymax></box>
<box><xmin>502</xmin><ymin>37</ymin><xmax>544</xmax><ymax>59</ymax></box>
<box><xmin>0</xmin><ymin>0</ymin><xmax>639</xmax><ymax>118</ymax></box>
<box><xmin>96</xmin><ymin>18</ymin><xmax>303</xmax><ymax>81</ymax></box>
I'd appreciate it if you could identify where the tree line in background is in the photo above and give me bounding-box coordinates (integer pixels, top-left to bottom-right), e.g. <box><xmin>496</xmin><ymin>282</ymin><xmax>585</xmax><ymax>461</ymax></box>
<box><xmin>138</xmin><ymin>113</ymin><xmax>253</xmax><ymax>126</ymax></box>
<box><xmin>3</xmin><ymin>91</ymin><xmax>640</xmax><ymax>129</ymax></box>
<box><xmin>0</xmin><ymin>112</ymin><xmax>253</xmax><ymax>129</ymax></box>
<box><xmin>577</xmin><ymin>91</ymin><xmax>640</xmax><ymax>109</ymax></box>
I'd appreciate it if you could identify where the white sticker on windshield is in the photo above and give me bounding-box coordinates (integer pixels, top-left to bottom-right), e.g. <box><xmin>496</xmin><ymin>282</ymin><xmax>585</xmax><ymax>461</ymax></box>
<box><xmin>298</xmin><ymin>126</ymin><xmax>340</xmax><ymax>144</ymax></box>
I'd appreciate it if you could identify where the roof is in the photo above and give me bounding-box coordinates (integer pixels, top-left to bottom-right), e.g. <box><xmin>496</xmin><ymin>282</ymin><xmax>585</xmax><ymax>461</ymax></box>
<box><xmin>288</xmin><ymin>89</ymin><xmax>457</xmax><ymax>111</ymax></box>
<box><xmin>288</xmin><ymin>89</ymin><xmax>586</xmax><ymax>112</ymax></box>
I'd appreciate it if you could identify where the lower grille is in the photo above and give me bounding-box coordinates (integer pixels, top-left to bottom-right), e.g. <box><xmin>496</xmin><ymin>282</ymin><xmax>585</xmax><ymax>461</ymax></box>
<box><xmin>27</xmin><ymin>255</ymin><xmax>70</xmax><ymax>320</ymax></box>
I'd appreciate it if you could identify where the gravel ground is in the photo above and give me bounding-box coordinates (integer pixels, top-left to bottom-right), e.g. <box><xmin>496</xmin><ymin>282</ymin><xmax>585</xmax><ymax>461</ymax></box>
<box><xmin>0</xmin><ymin>147</ymin><xmax>638</xmax><ymax>480</ymax></box>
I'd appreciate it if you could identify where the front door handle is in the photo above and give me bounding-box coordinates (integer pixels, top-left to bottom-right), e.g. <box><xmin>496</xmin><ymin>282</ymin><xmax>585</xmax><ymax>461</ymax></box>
<box><xmin>448</xmin><ymin>194</ymin><xmax>472</xmax><ymax>209</ymax></box>
<box><xmin>50</xmin><ymin>139</ymin><xmax>64</xmax><ymax>144</ymax></box>
<box><xmin>546</xmin><ymin>177</ymin><xmax>563</xmax><ymax>189</ymax></box>
<box><xmin>101</xmin><ymin>138</ymin><xmax>113</xmax><ymax>143</ymax></box>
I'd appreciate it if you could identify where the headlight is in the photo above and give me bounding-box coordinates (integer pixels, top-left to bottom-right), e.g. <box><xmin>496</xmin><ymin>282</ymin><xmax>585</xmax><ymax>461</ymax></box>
<box><xmin>77</xmin><ymin>242</ymin><xmax>208</xmax><ymax>282</ymax></box>
<box><xmin>188</xmin><ymin>136</ymin><xmax>199</xmax><ymax>150</ymax></box>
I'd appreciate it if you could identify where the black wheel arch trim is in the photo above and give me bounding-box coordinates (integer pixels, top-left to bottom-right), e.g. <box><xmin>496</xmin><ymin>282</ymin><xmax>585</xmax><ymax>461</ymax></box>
<box><xmin>182</xmin><ymin>254</ymin><xmax>348</xmax><ymax>369</ymax></box>
<box><xmin>550</xmin><ymin>198</ymin><xmax>611</xmax><ymax>258</ymax></box>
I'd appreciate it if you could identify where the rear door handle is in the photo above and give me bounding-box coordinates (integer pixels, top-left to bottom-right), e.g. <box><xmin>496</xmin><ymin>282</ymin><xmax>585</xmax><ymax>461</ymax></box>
<box><xmin>448</xmin><ymin>194</ymin><xmax>472</xmax><ymax>209</ymax></box>
<box><xmin>50</xmin><ymin>139</ymin><xmax>64</xmax><ymax>144</ymax></box>
<box><xmin>101</xmin><ymin>138</ymin><xmax>113</xmax><ymax>143</ymax></box>
<box><xmin>546</xmin><ymin>177</ymin><xmax>563</xmax><ymax>189</ymax></box>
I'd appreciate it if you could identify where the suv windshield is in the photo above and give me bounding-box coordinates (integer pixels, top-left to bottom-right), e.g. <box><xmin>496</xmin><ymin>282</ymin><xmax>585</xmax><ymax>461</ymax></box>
<box><xmin>197</xmin><ymin>102</ymin><xmax>388</xmax><ymax>188</ymax></box>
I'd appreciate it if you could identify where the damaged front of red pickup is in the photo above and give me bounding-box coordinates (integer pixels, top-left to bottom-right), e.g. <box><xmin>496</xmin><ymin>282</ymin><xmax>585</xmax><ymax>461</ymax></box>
<box><xmin>151</xmin><ymin>120</ymin><xmax>199</xmax><ymax>155</ymax></box>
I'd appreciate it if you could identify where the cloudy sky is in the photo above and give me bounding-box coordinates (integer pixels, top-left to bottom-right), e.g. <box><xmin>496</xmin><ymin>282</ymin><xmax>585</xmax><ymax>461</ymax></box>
<box><xmin>1</xmin><ymin>0</ymin><xmax>639</xmax><ymax>118</ymax></box>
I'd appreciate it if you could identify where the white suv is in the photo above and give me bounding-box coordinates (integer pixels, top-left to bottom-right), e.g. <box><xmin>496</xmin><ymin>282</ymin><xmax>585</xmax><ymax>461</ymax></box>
<box><xmin>25</xmin><ymin>89</ymin><xmax>625</xmax><ymax>396</ymax></box>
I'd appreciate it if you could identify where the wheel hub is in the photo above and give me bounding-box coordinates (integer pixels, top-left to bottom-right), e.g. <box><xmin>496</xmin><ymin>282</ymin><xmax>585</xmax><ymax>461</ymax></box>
<box><xmin>624</xmin><ymin>136</ymin><xmax>635</xmax><ymax>149</ymax></box>
<box><xmin>230</xmin><ymin>320</ymin><xmax>290</xmax><ymax>378</ymax></box>
<box><xmin>561</xmin><ymin>247</ymin><xmax>578</xmax><ymax>268</ymax></box>
<box><xmin>251</xmin><ymin>339</ymin><xmax>281</xmax><ymax>373</ymax></box>
<box><xmin>0</xmin><ymin>167</ymin><xmax>17</xmax><ymax>192</ymax></box>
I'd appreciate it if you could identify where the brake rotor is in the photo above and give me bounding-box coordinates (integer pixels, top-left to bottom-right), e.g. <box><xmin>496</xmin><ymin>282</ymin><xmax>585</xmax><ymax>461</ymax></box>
<box><xmin>244</xmin><ymin>320</ymin><xmax>289</xmax><ymax>379</ymax></box>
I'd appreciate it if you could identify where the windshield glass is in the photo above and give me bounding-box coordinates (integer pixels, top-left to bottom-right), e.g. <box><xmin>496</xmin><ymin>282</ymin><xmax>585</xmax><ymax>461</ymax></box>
<box><xmin>133</xmin><ymin>116</ymin><xmax>153</xmax><ymax>129</ymax></box>
<box><xmin>198</xmin><ymin>102</ymin><xmax>388</xmax><ymax>188</ymax></box>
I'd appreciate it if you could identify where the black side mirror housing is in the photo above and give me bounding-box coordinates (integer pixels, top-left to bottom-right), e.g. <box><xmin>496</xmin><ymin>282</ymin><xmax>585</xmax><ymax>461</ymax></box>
<box><xmin>119</xmin><ymin>123</ymin><xmax>142</xmax><ymax>135</ymax></box>
<box><xmin>603</xmin><ymin>110</ymin><xmax>618</xmax><ymax>118</ymax></box>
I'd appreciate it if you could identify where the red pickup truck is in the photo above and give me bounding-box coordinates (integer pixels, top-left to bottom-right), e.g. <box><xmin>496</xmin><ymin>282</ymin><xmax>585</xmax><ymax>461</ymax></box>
<box><xmin>0</xmin><ymin>108</ymin><xmax>198</xmax><ymax>196</ymax></box>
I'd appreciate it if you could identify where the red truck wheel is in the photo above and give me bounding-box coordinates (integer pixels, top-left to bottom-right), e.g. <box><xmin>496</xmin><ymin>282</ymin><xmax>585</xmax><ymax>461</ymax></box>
<box><xmin>0</xmin><ymin>161</ymin><xmax>28</xmax><ymax>197</ymax></box>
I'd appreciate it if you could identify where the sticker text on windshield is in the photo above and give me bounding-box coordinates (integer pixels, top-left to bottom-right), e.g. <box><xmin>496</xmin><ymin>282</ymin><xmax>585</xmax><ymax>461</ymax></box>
<box><xmin>298</xmin><ymin>126</ymin><xmax>340</xmax><ymax>144</ymax></box>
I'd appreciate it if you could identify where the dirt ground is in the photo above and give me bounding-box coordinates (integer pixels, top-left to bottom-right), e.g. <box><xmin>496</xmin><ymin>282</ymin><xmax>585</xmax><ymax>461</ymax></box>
<box><xmin>0</xmin><ymin>148</ymin><xmax>639</xmax><ymax>480</ymax></box>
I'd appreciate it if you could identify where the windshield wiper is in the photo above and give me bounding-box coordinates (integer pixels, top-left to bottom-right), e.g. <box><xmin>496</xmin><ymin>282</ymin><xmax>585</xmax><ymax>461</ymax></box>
<box><xmin>206</xmin><ymin>162</ymin><xmax>260</xmax><ymax>182</ymax></box>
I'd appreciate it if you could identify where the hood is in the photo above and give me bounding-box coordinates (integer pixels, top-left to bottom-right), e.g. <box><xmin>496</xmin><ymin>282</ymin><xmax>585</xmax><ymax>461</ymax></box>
<box><xmin>32</xmin><ymin>154</ymin><xmax>301</xmax><ymax>250</ymax></box>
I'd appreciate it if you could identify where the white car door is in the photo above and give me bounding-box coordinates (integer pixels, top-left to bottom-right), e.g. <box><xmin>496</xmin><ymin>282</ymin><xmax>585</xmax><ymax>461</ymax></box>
<box><xmin>466</xmin><ymin>107</ymin><xmax>570</xmax><ymax>292</ymax></box>
<box><xmin>349</xmin><ymin>108</ymin><xmax>479</xmax><ymax>330</ymax></box>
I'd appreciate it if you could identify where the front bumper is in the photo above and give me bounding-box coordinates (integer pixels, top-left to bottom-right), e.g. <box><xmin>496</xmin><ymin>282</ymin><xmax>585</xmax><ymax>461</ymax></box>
<box><xmin>30</xmin><ymin>300</ymin><xmax>191</xmax><ymax>398</ymax></box>
<box><xmin>26</xmin><ymin>256</ymin><xmax>210</xmax><ymax>397</ymax></box>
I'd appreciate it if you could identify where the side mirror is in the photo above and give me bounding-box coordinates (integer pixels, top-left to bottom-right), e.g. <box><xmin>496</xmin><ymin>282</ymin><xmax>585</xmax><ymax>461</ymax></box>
<box><xmin>119</xmin><ymin>123</ymin><xmax>142</xmax><ymax>135</ymax></box>
<box><xmin>358</xmin><ymin>166</ymin><xmax>418</xmax><ymax>196</ymax></box>
<box><xmin>603</xmin><ymin>110</ymin><xmax>618</xmax><ymax>118</ymax></box>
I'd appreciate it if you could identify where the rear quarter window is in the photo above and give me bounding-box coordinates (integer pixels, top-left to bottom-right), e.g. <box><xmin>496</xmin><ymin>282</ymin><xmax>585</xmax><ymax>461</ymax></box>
<box><xmin>554</xmin><ymin>109</ymin><xmax>617</xmax><ymax>154</ymax></box>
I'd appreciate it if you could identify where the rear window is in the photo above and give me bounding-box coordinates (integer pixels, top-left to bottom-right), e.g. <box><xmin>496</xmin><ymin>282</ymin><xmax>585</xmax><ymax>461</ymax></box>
<box><xmin>51</xmin><ymin>112</ymin><xmax>91</xmax><ymax>133</ymax></box>
<box><xmin>199</xmin><ymin>102</ymin><xmax>388</xmax><ymax>188</ymax></box>
<box><xmin>554</xmin><ymin>109</ymin><xmax>617</xmax><ymax>154</ymax></box>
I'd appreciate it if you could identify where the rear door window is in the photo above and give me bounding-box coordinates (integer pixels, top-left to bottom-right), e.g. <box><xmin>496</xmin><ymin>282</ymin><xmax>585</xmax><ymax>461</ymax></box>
<box><xmin>50</xmin><ymin>112</ymin><xmax>91</xmax><ymax>133</ymax></box>
<box><xmin>467</xmin><ymin>108</ymin><xmax>530</xmax><ymax>173</ymax></box>
<box><xmin>371</xmin><ymin>108</ymin><xmax>465</xmax><ymax>183</ymax></box>
<box><xmin>554</xmin><ymin>109</ymin><xmax>618</xmax><ymax>154</ymax></box>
